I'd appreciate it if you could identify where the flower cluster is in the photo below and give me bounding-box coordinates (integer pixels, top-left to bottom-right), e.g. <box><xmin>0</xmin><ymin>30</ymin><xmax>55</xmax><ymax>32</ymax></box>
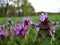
<box><xmin>0</xmin><ymin>14</ymin><xmax>58</xmax><ymax>41</ymax></box>
<box><xmin>12</xmin><ymin>24</ymin><xmax>30</xmax><ymax>37</ymax></box>
<box><xmin>50</xmin><ymin>22</ymin><xmax>58</xmax><ymax>39</ymax></box>
<box><xmin>22</xmin><ymin>17</ymin><xmax>32</xmax><ymax>26</ymax></box>
<box><xmin>31</xmin><ymin>22</ymin><xmax>39</xmax><ymax>32</ymax></box>
<box><xmin>38</xmin><ymin>12</ymin><xmax>59</xmax><ymax>39</ymax></box>
<box><xmin>0</xmin><ymin>25</ymin><xmax>7</xmax><ymax>39</ymax></box>
<box><xmin>11</xmin><ymin>17</ymin><xmax>31</xmax><ymax>37</ymax></box>
<box><xmin>39</xmin><ymin>12</ymin><xmax>50</xmax><ymax>30</ymax></box>
<box><xmin>40</xmin><ymin>12</ymin><xmax>48</xmax><ymax>22</ymax></box>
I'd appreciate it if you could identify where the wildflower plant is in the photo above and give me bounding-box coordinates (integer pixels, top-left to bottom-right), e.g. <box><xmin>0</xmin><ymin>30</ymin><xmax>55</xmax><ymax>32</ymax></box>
<box><xmin>50</xmin><ymin>22</ymin><xmax>58</xmax><ymax>40</ymax></box>
<box><xmin>0</xmin><ymin>13</ymin><xmax>59</xmax><ymax>45</ymax></box>
<box><xmin>12</xmin><ymin>24</ymin><xmax>30</xmax><ymax>37</ymax></box>
<box><xmin>22</xmin><ymin>17</ymin><xmax>32</xmax><ymax>26</ymax></box>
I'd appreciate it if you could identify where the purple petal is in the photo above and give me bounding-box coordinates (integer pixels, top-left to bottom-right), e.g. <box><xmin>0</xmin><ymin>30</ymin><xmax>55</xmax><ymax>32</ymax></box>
<box><xmin>22</xmin><ymin>31</ymin><xmax>25</xmax><ymax>36</ymax></box>
<box><xmin>45</xmin><ymin>13</ymin><xmax>48</xmax><ymax>18</ymax></box>
<box><xmin>0</xmin><ymin>31</ymin><xmax>6</xmax><ymax>37</ymax></box>
<box><xmin>15</xmin><ymin>30</ymin><xmax>19</xmax><ymax>36</ymax></box>
<box><xmin>51</xmin><ymin>26</ymin><xmax>56</xmax><ymax>33</ymax></box>
<box><xmin>40</xmin><ymin>13</ymin><xmax>45</xmax><ymax>22</ymax></box>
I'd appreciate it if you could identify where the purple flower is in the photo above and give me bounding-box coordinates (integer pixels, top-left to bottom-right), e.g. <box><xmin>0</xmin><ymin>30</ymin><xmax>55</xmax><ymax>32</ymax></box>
<box><xmin>45</xmin><ymin>12</ymin><xmax>48</xmax><ymax>18</ymax></box>
<box><xmin>50</xmin><ymin>22</ymin><xmax>58</xmax><ymax>38</ymax></box>
<box><xmin>31</xmin><ymin>22</ymin><xmax>39</xmax><ymax>32</ymax></box>
<box><xmin>50</xmin><ymin>30</ymin><xmax>55</xmax><ymax>39</ymax></box>
<box><xmin>15</xmin><ymin>30</ymin><xmax>20</xmax><ymax>36</ymax></box>
<box><xmin>40</xmin><ymin>13</ymin><xmax>45</xmax><ymax>22</ymax></box>
<box><xmin>7</xmin><ymin>18</ymin><xmax>13</xmax><ymax>25</ymax></box>
<box><xmin>12</xmin><ymin>24</ymin><xmax>30</xmax><ymax>37</ymax></box>
<box><xmin>23</xmin><ymin>17</ymin><xmax>32</xmax><ymax>26</ymax></box>
<box><xmin>50</xmin><ymin>26</ymin><xmax>56</xmax><ymax>33</ymax></box>
<box><xmin>31</xmin><ymin>23</ymin><xmax>36</xmax><ymax>27</ymax></box>
<box><xmin>0</xmin><ymin>31</ymin><xmax>6</xmax><ymax>39</ymax></box>
<box><xmin>12</xmin><ymin>27</ymin><xmax>19</xmax><ymax>36</ymax></box>
<box><xmin>40</xmin><ymin>13</ymin><xmax>48</xmax><ymax>22</ymax></box>
<box><xmin>0</xmin><ymin>25</ymin><xmax>4</xmax><ymax>31</ymax></box>
<box><xmin>50</xmin><ymin>22</ymin><xmax>58</xmax><ymax>32</ymax></box>
<box><xmin>3</xmin><ymin>24</ymin><xmax>8</xmax><ymax>30</ymax></box>
<box><xmin>22</xmin><ymin>31</ymin><xmax>25</xmax><ymax>37</ymax></box>
<box><xmin>31</xmin><ymin>22</ymin><xmax>39</xmax><ymax>28</ymax></box>
<box><xmin>21</xmin><ymin>23</ymin><xmax>25</xmax><ymax>27</ymax></box>
<box><xmin>13</xmin><ymin>25</ymin><xmax>21</xmax><ymax>34</ymax></box>
<box><xmin>53</xmin><ymin>22</ymin><xmax>58</xmax><ymax>27</ymax></box>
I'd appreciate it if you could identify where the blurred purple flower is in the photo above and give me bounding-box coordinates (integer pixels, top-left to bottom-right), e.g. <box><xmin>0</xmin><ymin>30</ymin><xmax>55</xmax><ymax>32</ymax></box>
<box><xmin>53</xmin><ymin>22</ymin><xmax>58</xmax><ymax>27</ymax></box>
<box><xmin>50</xmin><ymin>26</ymin><xmax>56</xmax><ymax>33</ymax></box>
<box><xmin>12</xmin><ymin>24</ymin><xmax>30</xmax><ymax>37</ymax></box>
<box><xmin>0</xmin><ymin>31</ymin><xmax>6</xmax><ymax>39</ymax></box>
<box><xmin>45</xmin><ymin>12</ymin><xmax>48</xmax><ymax>18</ymax></box>
<box><xmin>7</xmin><ymin>18</ymin><xmax>13</xmax><ymax>25</ymax></box>
<box><xmin>22</xmin><ymin>31</ymin><xmax>25</xmax><ymax>37</ymax></box>
<box><xmin>3</xmin><ymin>24</ymin><xmax>8</xmax><ymax>30</ymax></box>
<box><xmin>50</xmin><ymin>22</ymin><xmax>58</xmax><ymax>33</ymax></box>
<box><xmin>12</xmin><ymin>27</ymin><xmax>20</xmax><ymax>36</ymax></box>
<box><xmin>40</xmin><ymin>13</ymin><xmax>48</xmax><ymax>22</ymax></box>
<box><xmin>31</xmin><ymin>23</ymin><xmax>36</xmax><ymax>27</ymax></box>
<box><xmin>23</xmin><ymin>17</ymin><xmax>32</xmax><ymax>26</ymax></box>
<box><xmin>31</xmin><ymin>22</ymin><xmax>39</xmax><ymax>28</ymax></box>
<box><xmin>15</xmin><ymin>30</ymin><xmax>20</xmax><ymax>36</ymax></box>
<box><xmin>40</xmin><ymin>13</ymin><xmax>45</xmax><ymax>22</ymax></box>
<box><xmin>31</xmin><ymin>22</ymin><xmax>39</xmax><ymax>32</ymax></box>
<box><xmin>0</xmin><ymin>25</ymin><xmax>4</xmax><ymax>31</ymax></box>
<box><xmin>50</xmin><ymin>22</ymin><xmax>58</xmax><ymax>38</ymax></box>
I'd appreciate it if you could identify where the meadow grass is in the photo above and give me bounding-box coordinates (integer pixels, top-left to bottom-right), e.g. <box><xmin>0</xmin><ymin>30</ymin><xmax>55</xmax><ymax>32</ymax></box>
<box><xmin>0</xmin><ymin>15</ymin><xmax>60</xmax><ymax>25</ymax></box>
